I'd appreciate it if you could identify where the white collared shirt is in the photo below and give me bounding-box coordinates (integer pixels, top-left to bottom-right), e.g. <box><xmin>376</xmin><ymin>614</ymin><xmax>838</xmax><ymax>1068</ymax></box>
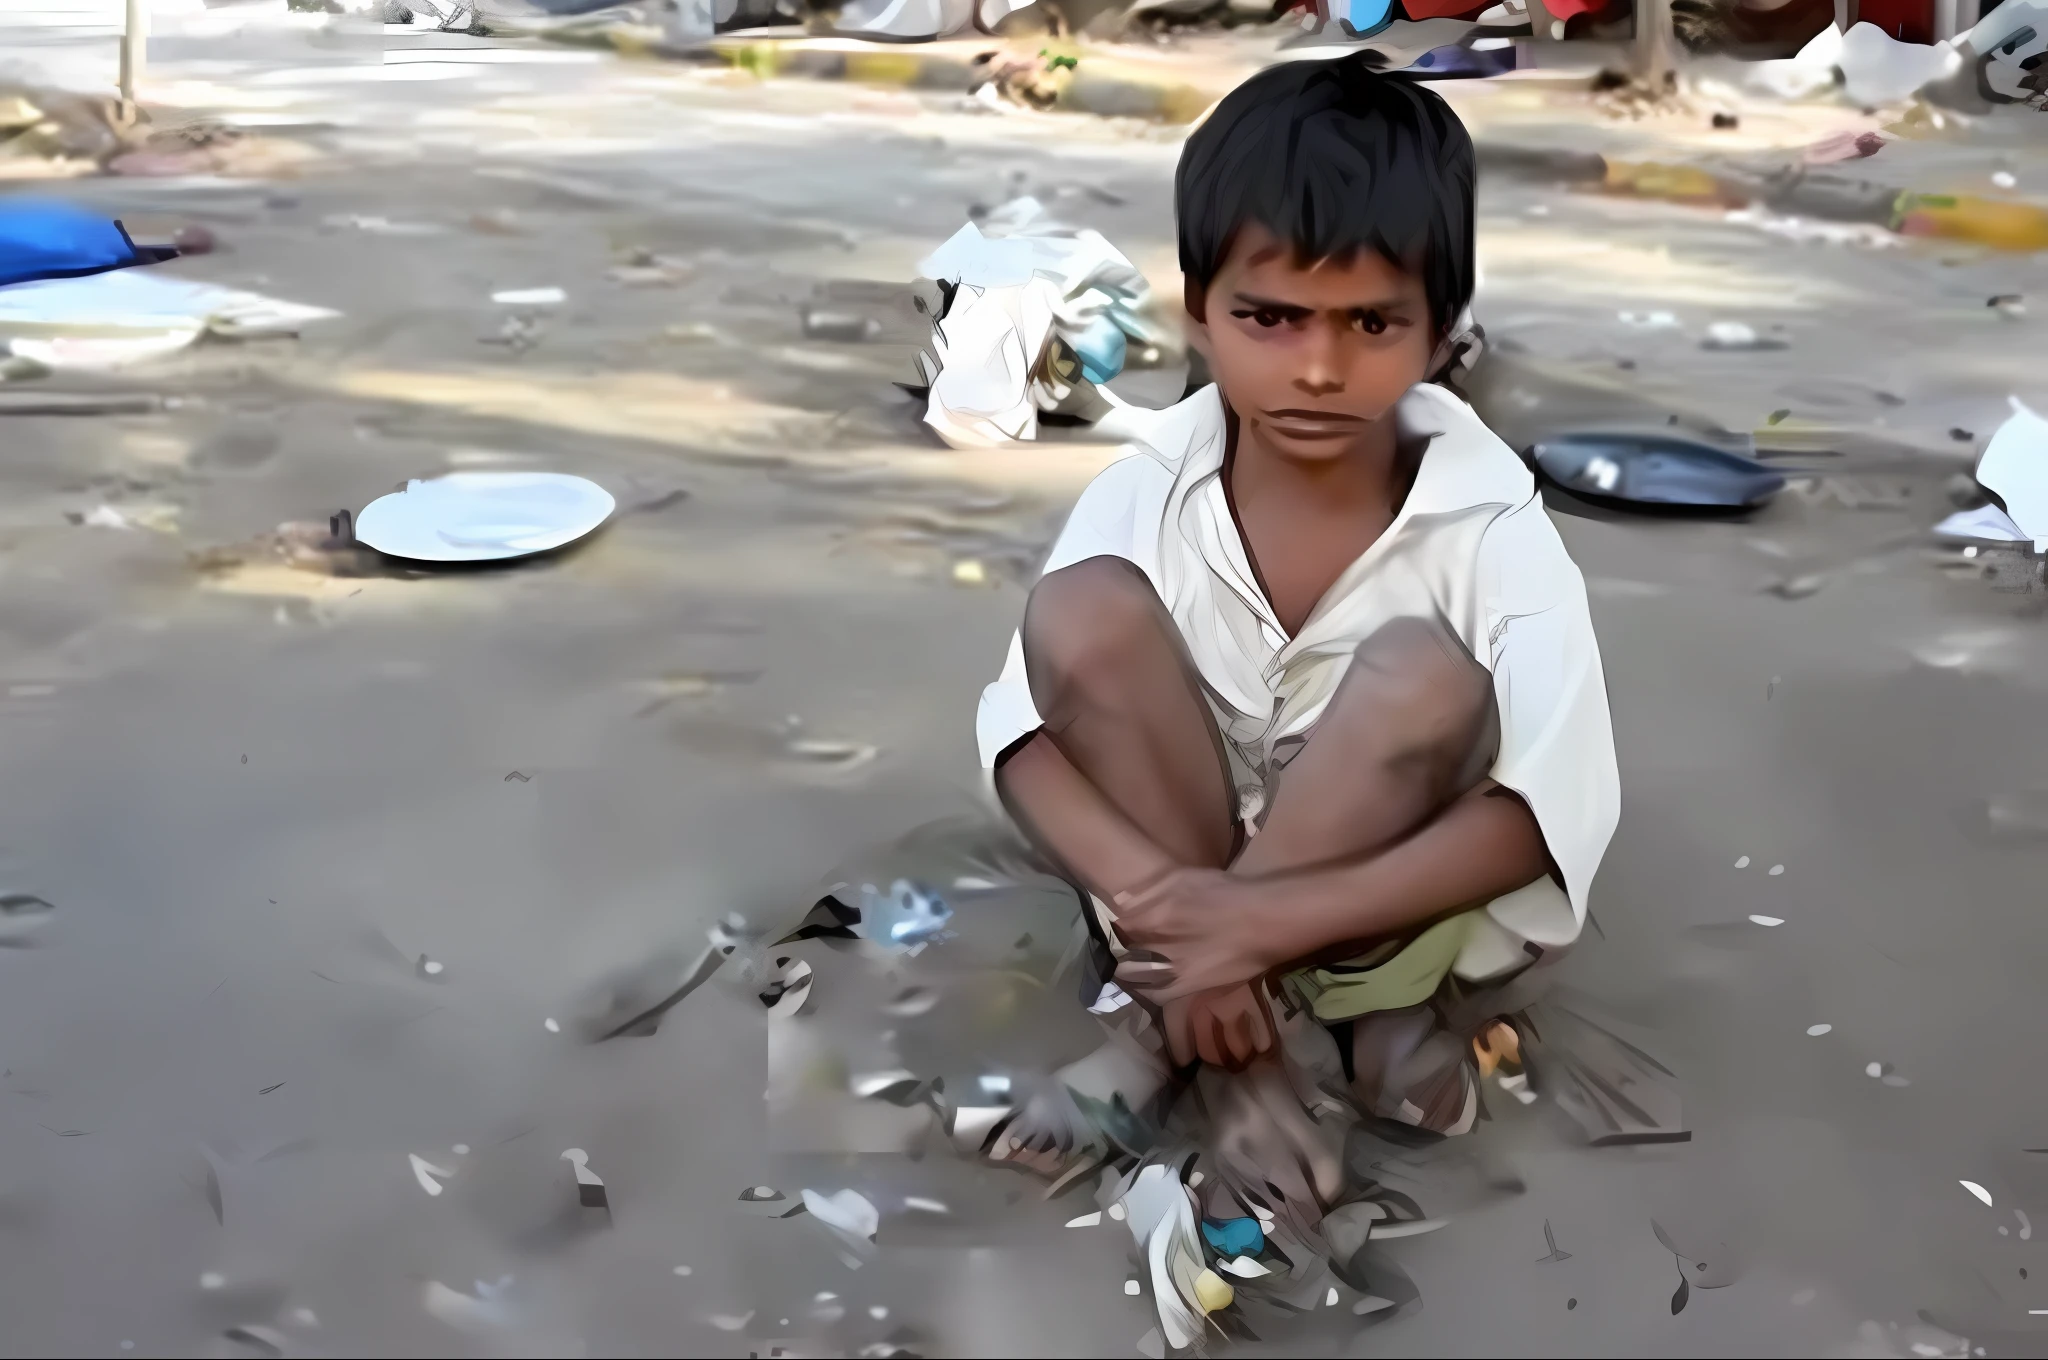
<box><xmin>975</xmin><ymin>382</ymin><xmax>1621</xmax><ymax>980</ymax></box>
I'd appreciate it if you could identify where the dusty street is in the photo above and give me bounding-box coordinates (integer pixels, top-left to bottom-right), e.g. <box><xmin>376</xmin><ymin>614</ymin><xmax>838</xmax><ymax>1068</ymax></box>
<box><xmin>2</xmin><ymin>11</ymin><xmax>2048</xmax><ymax>1358</ymax></box>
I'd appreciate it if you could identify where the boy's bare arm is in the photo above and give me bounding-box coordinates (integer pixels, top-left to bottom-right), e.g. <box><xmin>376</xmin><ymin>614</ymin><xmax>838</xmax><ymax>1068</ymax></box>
<box><xmin>1112</xmin><ymin>783</ymin><xmax>1553</xmax><ymax>1002</ymax></box>
<box><xmin>998</xmin><ymin>731</ymin><xmax>1276</xmax><ymax>1069</ymax></box>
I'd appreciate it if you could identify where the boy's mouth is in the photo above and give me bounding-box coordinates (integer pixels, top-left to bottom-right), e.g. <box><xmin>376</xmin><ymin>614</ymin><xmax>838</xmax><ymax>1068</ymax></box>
<box><xmin>1260</xmin><ymin>409</ymin><xmax>1365</xmax><ymax>439</ymax></box>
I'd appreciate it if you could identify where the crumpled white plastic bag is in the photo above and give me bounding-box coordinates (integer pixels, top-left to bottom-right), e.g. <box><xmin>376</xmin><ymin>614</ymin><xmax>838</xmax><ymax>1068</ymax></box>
<box><xmin>915</xmin><ymin>197</ymin><xmax>1174</xmax><ymax>450</ymax></box>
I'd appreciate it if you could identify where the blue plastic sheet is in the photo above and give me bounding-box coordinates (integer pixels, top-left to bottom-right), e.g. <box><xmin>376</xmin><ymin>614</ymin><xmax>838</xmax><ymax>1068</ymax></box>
<box><xmin>0</xmin><ymin>201</ymin><xmax>142</xmax><ymax>290</ymax></box>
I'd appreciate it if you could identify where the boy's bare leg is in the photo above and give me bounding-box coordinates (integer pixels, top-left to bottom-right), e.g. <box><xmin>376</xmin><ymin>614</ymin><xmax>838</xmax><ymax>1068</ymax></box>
<box><xmin>1194</xmin><ymin>615</ymin><xmax>1500</xmax><ymax>1219</ymax></box>
<box><xmin>1233</xmin><ymin>613</ymin><xmax>1497</xmax><ymax>880</ymax></box>
<box><xmin>991</xmin><ymin>556</ymin><xmax>1252</xmax><ymax>1161</ymax></box>
<box><xmin>1001</xmin><ymin>555</ymin><xmax>1238</xmax><ymax>898</ymax></box>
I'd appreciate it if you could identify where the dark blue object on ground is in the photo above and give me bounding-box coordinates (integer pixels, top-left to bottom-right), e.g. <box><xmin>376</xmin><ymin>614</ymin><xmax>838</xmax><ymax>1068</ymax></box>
<box><xmin>1409</xmin><ymin>44</ymin><xmax>1519</xmax><ymax>79</ymax></box>
<box><xmin>1527</xmin><ymin>432</ymin><xmax>1786</xmax><ymax>511</ymax></box>
<box><xmin>0</xmin><ymin>200</ymin><xmax>143</xmax><ymax>289</ymax></box>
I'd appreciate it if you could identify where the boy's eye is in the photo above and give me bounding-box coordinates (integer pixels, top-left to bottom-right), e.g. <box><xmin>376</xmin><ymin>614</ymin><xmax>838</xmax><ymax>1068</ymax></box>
<box><xmin>1352</xmin><ymin>310</ymin><xmax>1389</xmax><ymax>336</ymax></box>
<box><xmin>1230</xmin><ymin>307</ymin><xmax>1293</xmax><ymax>329</ymax></box>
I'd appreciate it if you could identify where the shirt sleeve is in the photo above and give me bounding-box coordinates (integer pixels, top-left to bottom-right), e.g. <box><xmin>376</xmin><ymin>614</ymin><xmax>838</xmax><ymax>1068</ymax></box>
<box><xmin>1472</xmin><ymin>495</ymin><xmax>1621</xmax><ymax>953</ymax></box>
<box><xmin>975</xmin><ymin>453</ymin><xmax>1171</xmax><ymax>769</ymax></box>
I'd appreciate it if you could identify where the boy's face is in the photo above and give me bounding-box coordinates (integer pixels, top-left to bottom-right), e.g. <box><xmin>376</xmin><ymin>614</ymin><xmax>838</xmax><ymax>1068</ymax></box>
<box><xmin>1185</xmin><ymin>222</ymin><xmax>1438</xmax><ymax>464</ymax></box>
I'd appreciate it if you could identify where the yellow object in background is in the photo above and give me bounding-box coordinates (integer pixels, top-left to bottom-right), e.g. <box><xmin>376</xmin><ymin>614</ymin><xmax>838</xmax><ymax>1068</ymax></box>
<box><xmin>1893</xmin><ymin>193</ymin><xmax>2048</xmax><ymax>252</ymax></box>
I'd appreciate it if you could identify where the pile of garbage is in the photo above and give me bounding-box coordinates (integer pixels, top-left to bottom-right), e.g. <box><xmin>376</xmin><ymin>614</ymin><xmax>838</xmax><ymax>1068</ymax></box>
<box><xmin>1739</xmin><ymin>11</ymin><xmax>2047</xmax><ymax>111</ymax></box>
<box><xmin>910</xmin><ymin>196</ymin><xmax>1179</xmax><ymax>448</ymax></box>
<box><xmin>0</xmin><ymin>84</ymin><xmax>308</xmax><ymax>181</ymax></box>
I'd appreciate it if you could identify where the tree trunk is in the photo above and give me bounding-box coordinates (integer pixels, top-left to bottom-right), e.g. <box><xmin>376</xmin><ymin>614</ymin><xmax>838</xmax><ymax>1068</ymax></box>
<box><xmin>1631</xmin><ymin>0</ymin><xmax>1677</xmax><ymax>87</ymax></box>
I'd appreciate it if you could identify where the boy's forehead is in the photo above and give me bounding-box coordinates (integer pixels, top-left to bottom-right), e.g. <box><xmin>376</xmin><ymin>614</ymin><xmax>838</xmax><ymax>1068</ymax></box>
<box><xmin>1217</xmin><ymin>224</ymin><xmax>1422</xmax><ymax>300</ymax></box>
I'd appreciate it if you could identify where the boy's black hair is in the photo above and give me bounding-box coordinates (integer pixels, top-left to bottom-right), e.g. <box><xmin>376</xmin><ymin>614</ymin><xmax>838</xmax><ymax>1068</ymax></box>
<box><xmin>1176</xmin><ymin>55</ymin><xmax>1476</xmax><ymax>338</ymax></box>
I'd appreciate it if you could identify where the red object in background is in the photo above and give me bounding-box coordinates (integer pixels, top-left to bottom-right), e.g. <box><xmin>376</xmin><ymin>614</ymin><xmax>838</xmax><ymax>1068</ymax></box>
<box><xmin>1398</xmin><ymin>0</ymin><xmax>1491</xmax><ymax>18</ymax></box>
<box><xmin>1853</xmin><ymin>0</ymin><xmax>1936</xmax><ymax>44</ymax></box>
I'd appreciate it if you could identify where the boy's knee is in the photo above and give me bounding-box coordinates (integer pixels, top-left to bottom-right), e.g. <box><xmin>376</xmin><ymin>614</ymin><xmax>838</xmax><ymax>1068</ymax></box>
<box><xmin>1022</xmin><ymin>557</ymin><xmax>1162</xmax><ymax>703</ymax></box>
<box><xmin>1343</xmin><ymin>617</ymin><xmax>1493</xmax><ymax>749</ymax></box>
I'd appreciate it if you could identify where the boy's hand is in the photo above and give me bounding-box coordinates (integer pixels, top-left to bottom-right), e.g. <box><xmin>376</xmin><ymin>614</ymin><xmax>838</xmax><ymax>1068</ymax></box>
<box><xmin>1113</xmin><ymin>867</ymin><xmax>1272</xmax><ymax>1002</ymax></box>
<box><xmin>1161</xmin><ymin>984</ymin><xmax>1274</xmax><ymax>1071</ymax></box>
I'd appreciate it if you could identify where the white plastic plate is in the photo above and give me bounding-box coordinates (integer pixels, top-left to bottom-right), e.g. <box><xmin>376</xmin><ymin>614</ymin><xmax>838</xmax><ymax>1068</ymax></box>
<box><xmin>354</xmin><ymin>472</ymin><xmax>615</xmax><ymax>563</ymax></box>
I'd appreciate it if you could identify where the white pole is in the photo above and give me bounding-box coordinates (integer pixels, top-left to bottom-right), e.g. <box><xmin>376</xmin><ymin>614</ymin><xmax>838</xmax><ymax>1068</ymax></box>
<box><xmin>120</xmin><ymin>0</ymin><xmax>146</xmax><ymax>119</ymax></box>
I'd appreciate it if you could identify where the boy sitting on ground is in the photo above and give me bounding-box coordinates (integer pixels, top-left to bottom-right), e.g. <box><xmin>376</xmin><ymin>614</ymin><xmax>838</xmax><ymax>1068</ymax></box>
<box><xmin>973</xmin><ymin>54</ymin><xmax>1620</xmax><ymax>1302</ymax></box>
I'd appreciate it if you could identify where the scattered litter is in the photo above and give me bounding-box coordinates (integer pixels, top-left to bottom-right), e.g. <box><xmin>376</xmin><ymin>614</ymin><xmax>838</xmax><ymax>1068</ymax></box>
<box><xmin>759</xmin><ymin>958</ymin><xmax>815</xmax><ymax>1018</ymax></box>
<box><xmin>869</xmin><ymin>1306</ymin><xmax>888</xmax><ymax>1320</ymax></box>
<box><xmin>588</xmin><ymin>941</ymin><xmax>729</xmax><ymax>1042</ymax></box>
<box><xmin>1537</xmin><ymin>1220</ymin><xmax>1572</xmax><ymax>1262</ymax></box>
<box><xmin>786</xmin><ymin>880</ymin><xmax>952</xmax><ymax>952</ymax></box>
<box><xmin>417</xmin><ymin>955</ymin><xmax>444</xmax><ymax>978</ymax></box>
<box><xmin>1089</xmin><ymin>981</ymin><xmax>1134</xmax><ymax>1015</ymax></box>
<box><xmin>1967</xmin><ymin>399</ymin><xmax>2048</xmax><ymax>551</ymax></box>
<box><xmin>1528</xmin><ymin>432</ymin><xmax>1785</xmax><ymax>510</ymax></box>
<box><xmin>423</xmin><ymin>1280</ymin><xmax>516</xmax><ymax>1336</ymax></box>
<box><xmin>673</xmin><ymin>1265</ymin><xmax>692</xmax><ymax>1276</ymax></box>
<box><xmin>851</xmin><ymin>1069</ymin><xmax>928</xmax><ymax>1106</ymax></box>
<box><xmin>883</xmin><ymin>986</ymin><xmax>938</xmax><ymax>1017</ymax></box>
<box><xmin>1748</xmin><ymin>915</ymin><xmax>1785</xmax><ymax>927</ymax></box>
<box><xmin>1804</xmin><ymin>130</ymin><xmax>1887</xmax><ymax>165</ymax></box>
<box><xmin>1067</xmin><ymin>1210</ymin><xmax>1103</xmax><ymax>1227</ymax></box>
<box><xmin>1735</xmin><ymin>856</ymin><xmax>1750</xmax><ymax>868</ymax></box>
<box><xmin>1994</xmin><ymin>172</ymin><xmax>2018</xmax><ymax>190</ymax></box>
<box><xmin>1934</xmin><ymin>503</ymin><xmax>2029</xmax><ymax>545</ymax></box>
<box><xmin>0</xmin><ymin>271</ymin><xmax>336</xmax><ymax>369</ymax></box>
<box><xmin>1701</xmin><ymin>321</ymin><xmax>1787</xmax><ymax>353</ymax></box>
<box><xmin>491</xmin><ymin>287</ymin><xmax>565</xmax><ymax>307</ymax></box>
<box><xmin>1990</xmin><ymin>294</ymin><xmax>2026</xmax><ymax>320</ymax></box>
<box><xmin>411</xmin><ymin>1154</ymin><xmax>454</xmax><ymax>1196</ymax></box>
<box><xmin>1617</xmin><ymin>310</ymin><xmax>1680</xmax><ymax>329</ymax></box>
<box><xmin>0</xmin><ymin>892</ymin><xmax>56</xmax><ymax>942</ymax></box>
<box><xmin>562</xmin><ymin>1148</ymin><xmax>608</xmax><ymax>1210</ymax></box>
<box><xmin>784</xmin><ymin>739</ymin><xmax>880</xmax><ymax>771</ymax></box>
<box><xmin>1192</xmin><ymin>1270</ymin><xmax>1234</xmax><ymax>1313</ymax></box>
<box><xmin>952</xmin><ymin>559</ymin><xmax>988</xmax><ymax>585</ymax></box>
<box><xmin>1200</xmin><ymin>1217</ymin><xmax>1264</xmax><ymax>1258</ymax></box>
<box><xmin>12</xmin><ymin>329</ymin><xmax>201</xmax><ymax>372</ymax></box>
<box><xmin>903</xmin><ymin>1196</ymin><xmax>950</xmax><ymax>1215</ymax></box>
<box><xmin>802</xmin><ymin>1188</ymin><xmax>880</xmax><ymax>1253</ymax></box>
<box><xmin>353</xmin><ymin>472</ymin><xmax>615</xmax><ymax>564</ymax></box>
<box><xmin>222</xmin><ymin>1325</ymin><xmax>287</xmax><ymax>1358</ymax></box>
<box><xmin>1835</xmin><ymin>21</ymin><xmax>1961</xmax><ymax>106</ymax></box>
<box><xmin>324</xmin><ymin>214</ymin><xmax>444</xmax><ymax>237</ymax></box>
<box><xmin>2018</xmin><ymin>1209</ymin><xmax>2032</xmax><ymax>1239</ymax></box>
<box><xmin>1807</xmin><ymin>1024</ymin><xmax>1832</xmax><ymax>1036</ymax></box>
<box><xmin>1866</xmin><ymin>1061</ymin><xmax>1911</xmax><ymax>1086</ymax></box>
<box><xmin>1961</xmin><ymin>1180</ymin><xmax>1994</xmax><ymax>1207</ymax></box>
<box><xmin>1765</xmin><ymin>575</ymin><xmax>1828</xmax><ymax>600</ymax></box>
<box><xmin>706</xmin><ymin>1311</ymin><xmax>755</xmax><ymax>1331</ymax></box>
<box><xmin>483</xmin><ymin>313</ymin><xmax>543</xmax><ymax>351</ymax></box>
<box><xmin>544</xmin><ymin>1017</ymin><xmax>560</xmax><ymax>1033</ymax></box>
<box><xmin>802</xmin><ymin>310</ymin><xmax>880</xmax><ymax>344</ymax></box>
<box><xmin>0</xmin><ymin>200</ymin><xmax>143</xmax><ymax>289</ymax></box>
<box><xmin>1769</xmin><ymin>864</ymin><xmax>1785</xmax><ymax>876</ymax></box>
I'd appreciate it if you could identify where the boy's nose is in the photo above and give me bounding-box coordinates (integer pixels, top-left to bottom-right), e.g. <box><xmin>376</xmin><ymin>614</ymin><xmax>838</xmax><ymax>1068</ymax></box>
<box><xmin>1294</xmin><ymin>327</ymin><xmax>1345</xmax><ymax>397</ymax></box>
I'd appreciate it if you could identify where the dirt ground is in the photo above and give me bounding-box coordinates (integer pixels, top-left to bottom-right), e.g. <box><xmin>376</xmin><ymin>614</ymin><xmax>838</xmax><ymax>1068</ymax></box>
<box><xmin>3</xmin><ymin>12</ymin><xmax>2048</xmax><ymax>1358</ymax></box>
